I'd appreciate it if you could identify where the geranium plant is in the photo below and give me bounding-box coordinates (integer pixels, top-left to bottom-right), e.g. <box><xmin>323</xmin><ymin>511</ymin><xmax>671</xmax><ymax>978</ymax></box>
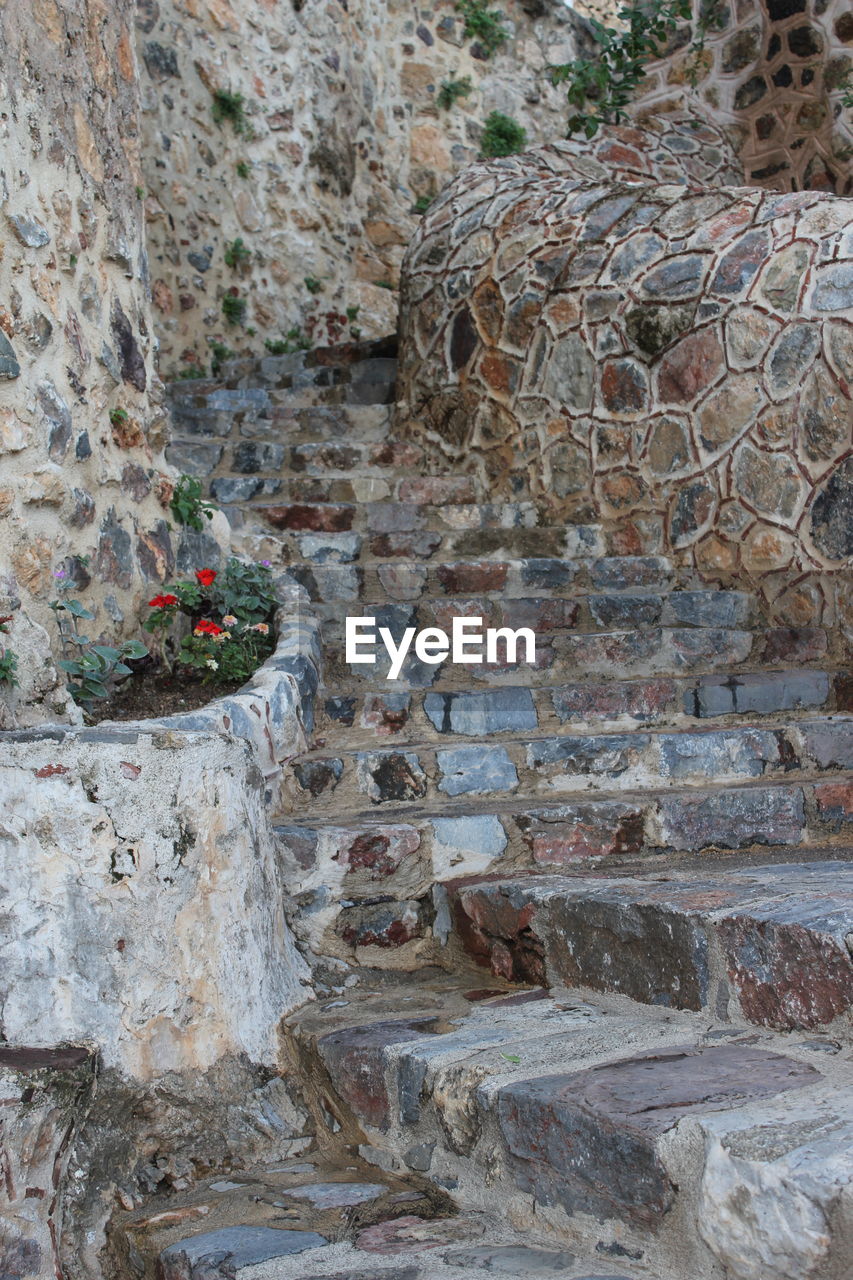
<box><xmin>144</xmin><ymin>558</ymin><xmax>277</xmax><ymax>684</ymax></box>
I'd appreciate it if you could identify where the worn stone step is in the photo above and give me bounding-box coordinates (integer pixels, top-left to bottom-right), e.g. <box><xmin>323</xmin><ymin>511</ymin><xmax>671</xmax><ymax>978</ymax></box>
<box><xmin>208</xmin><ymin>472</ymin><xmax>485</xmax><ymax>508</ymax></box>
<box><xmin>448</xmin><ymin>860</ymin><xmax>853</xmax><ymax>1033</ymax></box>
<box><xmin>283</xmin><ymin>716</ymin><xmax>853</xmax><ymax>816</ymax></box>
<box><xmin>313</xmin><ymin>669</ymin><xmax>848</xmax><ymax>745</ymax></box>
<box><xmin>287</xmin><ymin>967</ymin><xmax>853</xmax><ymax>1276</ymax></box>
<box><xmin>309</xmin><ymin>593</ymin><xmax>760</xmax><ymax>648</ymax></box>
<box><xmin>166</xmin><ymin>400</ymin><xmax>394</xmax><ymax>453</ymax></box>
<box><xmin>319</xmin><ymin>624</ymin><xmax>831</xmax><ymax>690</ymax></box>
<box><xmin>274</xmin><ymin>790</ymin><xmax>853</xmax><ymax>961</ymax></box>
<box><xmin>167</xmin><ymin>437</ymin><xmax>427</xmax><ymax>493</ymax></box>
<box><xmin>230</xmin><ymin>499</ymin><xmax>542</xmax><ymax>537</ymax></box>
<box><xmin>297</xmin><ymin>552</ymin><xmax>682</xmax><ymax>599</ymax></box>
<box><xmin>110</xmin><ymin>1152</ymin><xmax>463</xmax><ymax>1280</ymax></box>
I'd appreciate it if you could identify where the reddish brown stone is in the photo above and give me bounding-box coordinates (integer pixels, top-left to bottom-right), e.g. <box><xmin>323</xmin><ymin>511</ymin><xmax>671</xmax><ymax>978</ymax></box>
<box><xmin>718</xmin><ymin>916</ymin><xmax>853</xmax><ymax>1030</ymax></box>
<box><xmin>601</xmin><ymin>359</ymin><xmax>649</xmax><ymax>414</ymax></box>
<box><xmin>761</xmin><ymin>627</ymin><xmax>828</xmax><ymax>663</ymax></box>
<box><xmin>657</xmin><ymin>329</ymin><xmax>724</xmax><ymax>404</ymax></box>
<box><xmin>813</xmin><ymin>780</ymin><xmax>853</xmax><ymax>824</ymax></box>
<box><xmin>264</xmin><ymin>503</ymin><xmax>355</xmax><ymax>532</ymax></box>
<box><xmin>451</xmin><ymin>882</ymin><xmax>545</xmax><ymax>985</ymax></box>
<box><xmin>317</xmin><ymin>1021</ymin><xmax>436</xmax><ymax>1130</ymax></box>
<box><xmin>436</xmin><ymin>561</ymin><xmax>508</xmax><ymax>593</ymax></box>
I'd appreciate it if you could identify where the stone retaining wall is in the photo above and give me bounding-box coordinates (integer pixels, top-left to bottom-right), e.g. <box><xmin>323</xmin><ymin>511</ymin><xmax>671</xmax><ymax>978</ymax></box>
<box><xmin>396</xmin><ymin>134</ymin><xmax>853</xmax><ymax>638</ymax></box>
<box><xmin>0</xmin><ymin>592</ymin><xmax>321</xmax><ymax>1274</ymax></box>
<box><xmin>135</xmin><ymin>0</ymin><xmax>587</xmax><ymax>374</ymax></box>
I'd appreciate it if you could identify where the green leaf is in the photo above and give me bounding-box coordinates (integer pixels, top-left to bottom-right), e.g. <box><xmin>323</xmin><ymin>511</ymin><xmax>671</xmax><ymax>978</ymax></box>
<box><xmin>122</xmin><ymin>641</ymin><xmax>149</xmax><ymax>659</ymax></box>
<box><xmin>92</xmin><ymin>645</ymin><xmax>122</xmax><ymax>662</ymax></box>
<box><xmin>113</xmin><ymin>662</ymin><xmax>133</xmax><ymax>676</ymax></box>
<box><xmin>64</xmin><ymin>599</ymin><xmax>96</xmax><ymax>619</ymax></box>
<box><xmin>500</xmin><ymin>1052</ymin><xmax>521</xmax><ymax>1063</ymax></box>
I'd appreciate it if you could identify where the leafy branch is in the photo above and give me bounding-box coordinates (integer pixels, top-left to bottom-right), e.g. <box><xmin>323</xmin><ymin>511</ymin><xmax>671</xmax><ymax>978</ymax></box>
<box><xmin>550</xmin><ymin>0</ymin><xmax>692</xmax><ymax>138</ymax></box>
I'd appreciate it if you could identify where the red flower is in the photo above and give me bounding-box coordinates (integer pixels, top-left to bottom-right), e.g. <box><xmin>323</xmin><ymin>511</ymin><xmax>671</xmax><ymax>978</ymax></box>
<box><xmin>194</xmin><ymin>619</ymin><xmax>222</xmax><ymax>636</ymax></box>
<box><xmin>196</xmin><ymin>568</ymin><xmax>217</xmax><ymax>587</ymax></box>
<box><xmin>148</xmin><ymin>593</ymin><xmax>179</xmax><ymax>608</ymax></box>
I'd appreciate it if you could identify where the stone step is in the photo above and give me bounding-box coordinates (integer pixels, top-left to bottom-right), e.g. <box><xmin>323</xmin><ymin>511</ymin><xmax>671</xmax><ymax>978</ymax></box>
<box><xmin>313</xmin><ymin>669</ymin><xmax>847</xmax><ymax>745</ymax></box>
<box><xmin>308</xmin><ymin>592</ymin><xmax>760</xmax><ymax>645</ymax></box>
<box><xmin>293</xmin><ymin>551</ymin><xmax>684</xmax><ymax>597</ymax></box>
<box><xmin>320</xmin><ymin>625</ymin><xmax>831</xmax><ymax>690</ymax></box>
<box><xmin>209</xmin><ymin>472</ymin><xmax>485</xmax><ymax>508</ymax></box>
<box><xmin>282</xmin><ymin>716</ymin><xmax>853</xmax><ymax>816</ymax></box>
<box><xmin>230</xmin><ymin>499</ymin><xmax>542</xmax><ymax>538</ymax></box>
<box><xmin>167</xmin><ymin>400</ymin><xmax>394</xmax><ymax>452</ymax></box>
<box><xmin>447</xmin><ymin>860</ymin><xmax>853</xmax><ymax>1033</ymax></box>
<box><xmin>273</xmin><ymin>790</ymin><xmax>853</xmax><ymax>959</ymax></box>
<box><xmin>287</xmin><ymin>967</ymin><xmax>853</xmax><ymax>1276</ymax></box>
<box><xmin>111</xmin><ymin>1151</ymin><xmax>481</xmax><ymax>1280</ymax></box>
<box><xmin>166</xmin><ymin>437</ymin><xmax>427</xmax><ymax>494</ymax></box>
<box><xmin>117</xmin><ymin>1155</ymin><xmax>642</xmax><ymax>1280</ymax></box>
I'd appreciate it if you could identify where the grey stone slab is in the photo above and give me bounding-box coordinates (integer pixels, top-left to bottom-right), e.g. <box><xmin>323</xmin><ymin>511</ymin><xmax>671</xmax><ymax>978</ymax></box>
<box><xmin>286</xmin><ymin>1182</ymin><xmax>385</xmax><ymax>1208</ymax></box>
<box><xmin>424</xmin><ymin>688</ymin><xmax>537</xmax><ymax>736</ymax></box>
<box><xmin>444</xmin><ymin>1244</ymin><xmax>577</xmax><ymax>1272</ymax></box>
<box><xmin>437</xmin><ymin>746</ymin><xmax>518</xmax><ymax>796</ymax></box>
<box><xmin>161</xmin><ymin>1225</ymin><xmax>328</xmax><ymax>1267</ymax></box>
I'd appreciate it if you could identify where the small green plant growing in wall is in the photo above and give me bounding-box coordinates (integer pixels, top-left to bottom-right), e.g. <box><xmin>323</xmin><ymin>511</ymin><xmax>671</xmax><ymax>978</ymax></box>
<box><xmin>480</xmin><ymin>111</ymin><xmax>527</xmax><ymax>158</ymax></box>
<box><xmin>224</xmin><ymin>237</ymin><xmax>251</xmax><ymax>269</ymax></box>
<box><xmin>222</xmin><ymin>293</ymin><xmax>247</xmax><ymax>325</ymax></box>
<box><xmin>0</xmin><ymin>616</ymin><xmax>18</xmax><ymax>687</ymax></box>
<box><xmin>170</xmin><ymin>475</ymin><xmax>219</xmax><ymax>532</ymax></box>
<box><xmin>437</xmin><ymin>76</ymin><xmax>473</xmax><ymax>110</ymax></box>
<box><xmin>412</xmin><ymin>195</ymin><xmax>433</xmax><ymax>215</ymax></box>
<box><xmin>212</xmin><ymin>89</ymin><xmax>248</xmax><ymax>133</ymax></box>
<box><xmin>550</xmin><ymin>0</ymin><xmax>693</xmax><ymax>138</ymax></box>
<box><xmin>210</xmin><ymin>341</ymin><xmax>237</xmax><ymax>376</ymax></box>
<box><xmin>456</xmin><ymin>1</ymin><xmax>508</xmax><ymax>58</ymax></box>
<box><xmin>236</xmin><ymin>160</ymin><xmax>251</xmax><ymax>179</ymax></box>
<box><xmin>50</xmin><ymin>570</ymin><xmax>147</xmax><ymax>709</ymax></box>
<box><xmin>109</xmin><ymin>407</ymin><xmax>129</xmax><ymax>429</ymax></box>
<box><xmin>304</xmin><ymin>276</ymin><xmax>324</xmax><ymax>294</ymax></box>
<box><xmin>264</xmin><ymin>326</ymin><xmax>311</xmax><ymax>355</ymax></box>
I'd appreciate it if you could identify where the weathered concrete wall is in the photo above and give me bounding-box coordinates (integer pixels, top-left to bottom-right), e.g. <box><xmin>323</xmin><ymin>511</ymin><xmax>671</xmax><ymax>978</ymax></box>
<box><xmin>0</xmin><ymin>686</ymin><xmax>318</xmax><ymax>1275</ymax></box>
<box><xmin>396</xmin><ymin>134</ymin><xmax>853</xmax><ymax>635</ymax></box>
<box><xmin>135</xmin><ymin>0</ymin><xmax>587</xmax><ymax>374</ymax></box>
<box><xmin>0</xmin><ymin>0</ymin><xmax>225</xmax><ymax>728</ymax></box>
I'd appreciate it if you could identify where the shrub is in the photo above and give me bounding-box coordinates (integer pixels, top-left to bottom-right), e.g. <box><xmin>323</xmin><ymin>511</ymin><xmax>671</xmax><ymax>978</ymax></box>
<box><xmin>211</xmin><ymin>89</ymin><xmax>247</xmax><ymax>134</ymax></box>
<box><xmin>0</xmin><ymin>616</ymin><xmax>18</xmax><ymax>687</ymax></box>
<box><xmin>480</xmin><ymin>111</ymin><xmax>527</xmax><ymax>158</ymax></box>
<box><xmin>170</xmin><ymin>474</ymin><xmax>218</xmax><ymax>532</ymax></box>
<box><xmin>456</xmin><ymin>1</ymin><xmax>508</xmax><ymax>58</ymax></box>
<box><xmin>222</xmin><ymin>293</ymin><xmax>247</xmax><ymax>325</ymax></box>
<box><xmin>437</xmin><ymin>76</ymin><xmax>473</xmax><ymax>110</ymax></box>
<box><xmin>550</xmin><ymin>0</ymin><xmax>701</xmax><ymax>137</ymax></box>
<box><xmin>224</xmin><ymin>237</ymin><xmax>251</xmax><ymax>268</ymax></box>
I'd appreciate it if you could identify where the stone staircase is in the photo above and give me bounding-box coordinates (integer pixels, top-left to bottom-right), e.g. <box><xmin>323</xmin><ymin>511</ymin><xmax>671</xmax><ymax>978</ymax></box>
<box><xmin>149</xmin><ymin>343</ymin><xmax>853</xmax><ymax>1279</ymax></box>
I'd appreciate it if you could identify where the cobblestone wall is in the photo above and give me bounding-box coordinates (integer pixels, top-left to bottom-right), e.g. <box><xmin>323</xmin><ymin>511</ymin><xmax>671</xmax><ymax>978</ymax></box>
<box><xmin>637</xmin><ymin>0</ymin><xmax>853</xmax><ymax>196</ymax></box>
<box><xmin>396</xmin><ymin>132</ymin><xmax>853</xmax><ymax>636</ymax></box>
<box><xmin>0</xmin><ymin>0</ymin><xmax>222</xmax><ymax>727</ymax></box>
<box><xmin>135</xmin><ymin>0</ymin><xmax>587</xmax><ymax>375</ymax></box>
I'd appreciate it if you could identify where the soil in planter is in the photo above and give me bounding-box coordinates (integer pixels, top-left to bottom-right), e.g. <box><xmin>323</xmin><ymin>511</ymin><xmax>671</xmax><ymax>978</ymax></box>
<box><xmin>87</xmin><ymin>668</ymin><xmax>243</xmax><ymax>724</ymax></box>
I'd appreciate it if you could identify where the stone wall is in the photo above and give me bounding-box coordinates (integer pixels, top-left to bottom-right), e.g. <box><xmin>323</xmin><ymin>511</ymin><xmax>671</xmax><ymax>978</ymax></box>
<box><xmin>0</xmin><ymin>673</ymin><xmax>318</xmax><ymax>1274</ymax></box>
<box><xmin>135</xmin><ymin>0</ymin><xmax>587</xmax><ymax>375</ymax></box>
<box><xmin>396</xmin><ymin>133</ymin><xmax>853</xmax><ymax>637</ymax></box>
<box><xmin>637</xmin><ymin>0</ymin><xmax>853</xmax><ymax>195</ymax></box>
<box><xmin>0</xmin><ymin>0</ymin><xmax>226</xmax><ymax>728</ymax></box>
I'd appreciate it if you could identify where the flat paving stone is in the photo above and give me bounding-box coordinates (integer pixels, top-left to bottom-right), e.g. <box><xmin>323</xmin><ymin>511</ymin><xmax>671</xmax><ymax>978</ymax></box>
<box><xmin>285</xmin><ymin>1182</ymin><xmax>386</xmax><ymax>1208</ymax></box>
<box><xmin>444</xmin><ymin>1244</ymin><xmax>577</xmax><ymax>1272</ymax></box>
<box><xmin>161</xmin><ymin>1225</ymin><xmax>328</xmax><ymax>1275</ymax></box>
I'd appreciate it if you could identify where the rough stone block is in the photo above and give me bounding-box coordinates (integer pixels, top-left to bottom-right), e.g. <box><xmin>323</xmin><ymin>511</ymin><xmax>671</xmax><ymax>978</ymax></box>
<box><xmin>431</xmin><ymin>814</ymin><xmax>508</xmax><ymax>878</ymax></box>
<box><xmin>424</xmin><ymin>688</ymin><xmax>537</xmax><ymax>736</ymax></box>
<box><xmin>160</xmin><ymin>1226</ymin><xmax>328</xmax><ymax>1278</ymax></box>
<box><xmin>357</xmin><ymin>751</ymin><xmax>428</xmax><ymax>804</ymax></box>
<box><xmin>654</xmin><ymin>786</ymin><xmax>805</xmax><ymax>851</ymax></box>
<box><xmin>437</xmin><ymin>746</ymin><xmax>519</xmax><ymax>796</ymax></box>
<box><xmin>688</xmin><ymin>672</ymin><xmax>830</xmax><ymax>718</ymax></box>
<box><xmin>496</xmin><ymin>1046</ymin><xmax>818</xmax><ymax>1229</ymax></box>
